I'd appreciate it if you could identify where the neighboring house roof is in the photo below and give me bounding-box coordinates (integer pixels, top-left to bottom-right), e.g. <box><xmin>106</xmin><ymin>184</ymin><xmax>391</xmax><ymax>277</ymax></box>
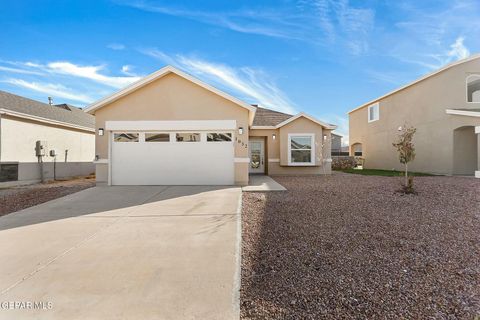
<box><xmin>332</xmin><ymin>133</ymin><xmax>342</xmax><ymax>137</ymax></box>
<box><xmin>85</xmin><ymin>65</ymin><xmax>257</xmax><ymax>125</ymax></box>
<box><xmin>0</xmin><ymin>90</ymin><xmax>94</xmax><ymax>131</ymax></box>
<box><xmin>252</xmin><ymin>106</ymin><xmax>293</xmax><ymax>126</ymax></box>
<box><xmin>252</xmin><ymin>106</ymin><xmax>336</xmax><ymax>130</ymax></box>
<box><xmin>349</xmin><ymin>53</ymin><xmax>480</xmax><ymax>114</ymax></box>
<box><xmin>445</xmin><ymin>108</ymin><xmax>480</xmax><ymax>117</ymax></box>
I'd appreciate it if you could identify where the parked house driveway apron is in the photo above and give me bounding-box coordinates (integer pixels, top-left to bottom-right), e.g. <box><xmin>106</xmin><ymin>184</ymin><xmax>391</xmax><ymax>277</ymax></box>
<box><xmin>0</xmin><ymin>186</ymin><xmax>241</xmax><ymax>320</ymax></box>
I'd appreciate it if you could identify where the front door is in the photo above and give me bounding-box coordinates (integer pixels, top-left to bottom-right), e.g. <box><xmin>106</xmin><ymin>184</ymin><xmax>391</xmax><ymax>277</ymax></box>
<box><xmin>248</xmin><ymin>139</ymin><xmax>265</xmax><ymax>174</ymax></box>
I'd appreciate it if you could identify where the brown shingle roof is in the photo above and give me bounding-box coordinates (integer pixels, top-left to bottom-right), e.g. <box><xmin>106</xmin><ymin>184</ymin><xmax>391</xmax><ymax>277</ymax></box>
<box><xmin>252</xmin><ymin>106</ymin><xmax>293</xmax><ymax>126</ymax></box>
<box><xmin>0</xmin><ymin>90</ymin><xmax>94</xmax><ymax>129</ymax></box>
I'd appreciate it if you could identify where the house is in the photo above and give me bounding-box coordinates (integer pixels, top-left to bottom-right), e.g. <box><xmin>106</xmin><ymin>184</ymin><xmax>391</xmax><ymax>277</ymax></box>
<box><xmin>331</xmin><ymin>133</ymin><xmax>342</xmax><ymax>155</ymax></box>
<box><xmin>0</xmin><ymin>90</ymin><xmax>95</xmax><ymax>185</ymax></box>
<box><xmin>85</xmin><ymin>65</ymin><xmax>336</xmax><ymax>186</ymax></box>
<box><xmin>349</xmin><ymin>54</ymin><xmax>480</xmax><ymax>177</ymax></box>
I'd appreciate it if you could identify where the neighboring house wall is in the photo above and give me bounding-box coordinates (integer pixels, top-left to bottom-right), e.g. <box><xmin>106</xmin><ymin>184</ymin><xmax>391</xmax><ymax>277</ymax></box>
<box><xmin>349</xmin><ymin>57</ymin><xmax>480</xmax><ymax>175</ymax></box>
<box><xmin>250</xmin><ymin>117</ymin><xmax>332</xmax><ymax>175</ymax></box>
<box><xmin>93</xmin><ymin>72</ymin><xmax>250</xmax><ymax>185</ymax></box>
<box><xmin>331</xmin><ymin>134</ymin><xmax>342</xmax><ymax>154</ymax></box>
<box><xmin>0</xmin><ymin>115</ymin><xmax>95</xmax><ymax>183</ymax></box>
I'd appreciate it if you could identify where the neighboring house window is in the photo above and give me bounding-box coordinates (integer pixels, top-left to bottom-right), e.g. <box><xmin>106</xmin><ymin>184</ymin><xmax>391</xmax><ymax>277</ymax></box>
<box><xmin>368</xmin><ymin>103</ymin><xmax>379</xmax><ymax>122</ymax></box>
<box><xmin>0</xmin><ymin>163</ymin><xmax>18</xmax><ymax>182</ymax></box>
<box><xmin>176</xmin><ymin>133</ymin><xmax>200</xmax><ymax>142</ymax></box>
<box><xmin>467</xmin><ymin>74</ymin><xmax>480</xmax><ymax>102</ymax></box>
<box><xmin>145</xmin><ymin>133</ymin><xmax>170</xmax><ymax>142</ymax></box>
<box><xmin>207</xmin><ymin>133</ymin><xmax>232</xmax><ymax>142</ymax></box>
<box><xmin>114</xmin><ymin>133</ymin><xmax>139</xmax><ymax>142</ymax></box>
<box><xmin>288</xmin><ymin>134</ymin><xmax>315</xmax><ymax>165</ymax></box>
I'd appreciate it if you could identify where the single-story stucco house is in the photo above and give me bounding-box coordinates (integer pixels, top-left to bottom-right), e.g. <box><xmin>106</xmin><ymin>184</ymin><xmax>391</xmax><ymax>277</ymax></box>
<box><xmin>349</xmin><ymin>54</ymin><xmax>480</xmax><ymax>177</ymax></box>
<box><xmin>0</xmin><ymin>90</ymin><xmax>95</xmax><ymax>185</ymax></box>
<box><xmin>85</xmin><ymin>65</ymin><xmax>336</xmax><ymax>186</ymax></box>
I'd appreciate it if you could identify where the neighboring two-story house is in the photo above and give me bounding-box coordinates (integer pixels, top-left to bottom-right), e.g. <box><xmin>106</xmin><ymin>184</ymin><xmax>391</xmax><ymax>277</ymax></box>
<box><xmin>349</xmin><ymin>54</ymin><xmax>480</xmax><ymax>177</ymax></box>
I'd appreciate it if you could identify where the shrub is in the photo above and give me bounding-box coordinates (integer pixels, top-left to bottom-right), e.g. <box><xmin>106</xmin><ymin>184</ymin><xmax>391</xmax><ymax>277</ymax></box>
<box><xmin>332</xmin><ymin>156</ymin><xmax>357</xmax><ymax>170</ymax></box>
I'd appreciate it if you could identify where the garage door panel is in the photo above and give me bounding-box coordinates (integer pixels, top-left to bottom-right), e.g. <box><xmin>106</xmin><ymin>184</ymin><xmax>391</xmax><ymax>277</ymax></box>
<box><xmin>111</xmin><ymin>139</ymin><xmax>234</xmax><ymax>185</ymax></box>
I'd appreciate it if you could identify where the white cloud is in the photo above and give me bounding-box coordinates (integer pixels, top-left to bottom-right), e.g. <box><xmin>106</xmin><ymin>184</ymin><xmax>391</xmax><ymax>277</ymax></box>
<box><xmin>143</xmin><ymin>50</ymin><xmax>297</xmax><ymax>114</ymax></box>
<box><xmin>45</xmin><ymin>62</ymin><xmax>141</xmax><ymax>88</ymax></box>
<box><xmin>107</xmin><ymin>43</ymin><xmax>126</xmax><ymax>50</ymax></box>
<box><xmin>4</xmin><ymin>78</ymin><xmax>94</xmax><ymax>104</ymax></box>
<box><xmin>447</xmin><ymin>36</ymin><xmax>470</xmax><ymax>60</ymax></box>
<box><xmin>0</xmin><ymin>65</ymin><xmax>44</xmax><ymax>75</ymax></box>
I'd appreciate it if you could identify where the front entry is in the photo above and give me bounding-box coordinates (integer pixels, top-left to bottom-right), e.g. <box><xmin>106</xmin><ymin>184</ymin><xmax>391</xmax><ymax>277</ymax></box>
<box><xmin>248</xmin><ymin>138</ymin><xmax>265</xmax><ymax>174</ymax></box>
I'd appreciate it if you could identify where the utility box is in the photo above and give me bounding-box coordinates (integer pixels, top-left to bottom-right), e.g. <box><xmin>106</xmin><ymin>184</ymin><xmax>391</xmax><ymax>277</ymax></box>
<box><xmin>35</xmin><ymin>140</ymin><xmax>47</xmax><ymax>157</ymax></box>
<box><xmin>49</xmin><ymin>149</ymin><xmax>56</xmax><ymax>157</ymax></box>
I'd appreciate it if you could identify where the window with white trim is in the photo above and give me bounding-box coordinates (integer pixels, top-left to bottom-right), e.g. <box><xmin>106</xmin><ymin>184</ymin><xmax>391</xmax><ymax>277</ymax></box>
<box><xmin>288</xmin><ymin>134</ymin><xmax>315</xmax><ymax>165</ymax></box>
<box><xmin>207</xmin><ymin>133</ymin><xmax>232</xmax><ymax>142</ymax></box>
<box><xmin>145</xmin><ymin>133</ymin><xmax>170</xmax><ymax>142</ymax></box>
<box><xmin>467</xmin><ymin>74</ymin><xmax>480</xmax><ymax>102</ymax></box>
<box><xmin>368</xmin><ymin>103</ymin><xmax>379</xmax><ymax>122</ymax></box>
<box><xmin>113</xmin><ymin>133</ymin><xmax>139</xmax><ymax>142</ymax></box>
<box><xmin>176</xmin><ymin>133</ymin><xmax>200</xmax><ymax>142</ymax></box>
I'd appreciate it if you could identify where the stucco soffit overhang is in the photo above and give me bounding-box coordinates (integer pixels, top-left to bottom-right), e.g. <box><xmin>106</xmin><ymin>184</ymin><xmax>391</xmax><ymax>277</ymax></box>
<box><xmin>84</xmin><ymin>65</ymin><xmax>257</xmax><ymax>125</ymax></box>
<box><xmin>445</xmin><ymin>109</ymin><xmax>480</xmax><ymax>117</ymax></box>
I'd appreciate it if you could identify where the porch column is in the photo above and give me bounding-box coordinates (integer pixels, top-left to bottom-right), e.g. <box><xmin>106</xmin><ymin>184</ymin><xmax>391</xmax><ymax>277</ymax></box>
<box><xmin>476</xmin><ymin>126</ymin><xmax>480</xmax><ymax>178</ymax></box>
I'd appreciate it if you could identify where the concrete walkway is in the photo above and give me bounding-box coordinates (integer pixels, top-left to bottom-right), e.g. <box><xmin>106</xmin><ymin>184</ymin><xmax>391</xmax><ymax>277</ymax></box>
<box><xmin>0</xmin><ymin>186</ymin><xmax>242</xmax><ymax>320</ymax></box>
<box><xmin>242</xmin><ymin>175</ymin><xmax>287</xmax><ymax>192</ymax></box>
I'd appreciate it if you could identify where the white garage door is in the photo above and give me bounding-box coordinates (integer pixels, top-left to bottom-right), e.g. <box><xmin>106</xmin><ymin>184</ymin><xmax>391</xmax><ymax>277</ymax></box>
<box><xmin>111</xmin><ymin>131</ymin><xmax>234</xmax><ymax>185</ymax></box>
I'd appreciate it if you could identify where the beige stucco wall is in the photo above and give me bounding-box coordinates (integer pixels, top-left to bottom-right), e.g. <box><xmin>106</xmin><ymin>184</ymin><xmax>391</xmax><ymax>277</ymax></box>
<box><xmin>349</xmin><ymin>58</ymin><xmax>480</xmax><ymax>175</ymax></box>
<box><xmin>249</xmin><ymin>117</ymin><xmax>332</xmax><ymax>175</ymax></box>
<box><xmin>91</xmin><ymin>72</ymin><xmax>250</xmax><ymax>185</ymax></box>
<box><xmin>0</xmin><ymin>115</ymin><xmax>95</xmax><ymax>182</ymax></box>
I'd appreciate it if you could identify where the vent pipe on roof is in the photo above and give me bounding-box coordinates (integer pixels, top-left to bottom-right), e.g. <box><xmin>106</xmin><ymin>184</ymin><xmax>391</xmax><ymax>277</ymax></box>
<box><xmin>48</xmin><ymin>97</ymin><xmax>53</xmax><ymax>106</ymax></box>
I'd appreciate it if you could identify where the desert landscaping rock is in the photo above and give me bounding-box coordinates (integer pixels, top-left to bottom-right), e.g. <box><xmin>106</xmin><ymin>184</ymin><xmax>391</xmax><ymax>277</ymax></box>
<box><xmin>0</xmin><ymin>178</ymin><xmax>95</xmax><ymax>216</ymax></box>
<box><xmin>241</xmin><ymin>173</ymin><xmax>480</xmax><ymax>319</ymax></box>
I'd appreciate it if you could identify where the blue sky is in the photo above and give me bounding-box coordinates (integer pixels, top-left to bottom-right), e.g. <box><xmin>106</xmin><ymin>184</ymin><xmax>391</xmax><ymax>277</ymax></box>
<box><xmin>0</xmin><ymin>0</ymin><xmax>479</xmax><ymax>143</ymax></box>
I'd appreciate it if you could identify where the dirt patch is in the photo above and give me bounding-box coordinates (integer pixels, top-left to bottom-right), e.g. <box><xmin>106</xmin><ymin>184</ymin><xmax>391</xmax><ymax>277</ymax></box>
<box><xmin>0</xmin><ymin>177</ymin><xmax>95</xmax><ymax>216</ymax></box>
<box><xmin>241</xmin><ymin>174</ymin><xmax>480</xmax><ymax>319</ymax></box>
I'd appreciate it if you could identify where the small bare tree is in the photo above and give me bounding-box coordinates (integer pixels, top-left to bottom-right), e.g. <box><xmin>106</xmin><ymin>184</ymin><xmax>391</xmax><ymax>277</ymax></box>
<box><xmin>392</xmin><ymin>125</ymin><xmax>416</xmax><ymax>193</ymax></box>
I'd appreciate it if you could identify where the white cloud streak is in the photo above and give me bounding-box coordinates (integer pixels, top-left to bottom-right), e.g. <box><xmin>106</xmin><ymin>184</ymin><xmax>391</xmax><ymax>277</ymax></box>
<box><xmin>4</xmin><ymin>78</ymin><xmax>94</xmax><ymax>103</ymax></box>
<box><xmin>143</xmin><ymin>49</ymin><xmax>297</xmax><ymax>114</ymax></box>
<box><xmin>0</xmin><ymin>65</ymin><xmax>44</xmax><ymax>75</ymax></box>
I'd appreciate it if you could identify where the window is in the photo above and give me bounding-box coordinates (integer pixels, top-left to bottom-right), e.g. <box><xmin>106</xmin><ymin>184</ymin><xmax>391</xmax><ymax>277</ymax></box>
<box><xmin>207</xmin><ymin>133</ymin><xmax>232</xmax><ymax>142</ymax></box>
<box><xmin>467</xmin><ymin>74</ymin><xmax>480</xmax><ymax>102</ymax></box>
<box><xmin>145</xmin><ymin>133</ymin><xmax>170</xmax><ymax>142</ymax></box>
<box><xmin>113</xmin><ymin>133</ymin><xmax>139</xmax><ymax>142</ymax></box>
<box><xmin>0</xmin><ymin>163</ymin><xmax>18</xmax><ymax>182</ymax></box>
<box><xmin>288</xmin><ymin>134</ymin><xmax>315</xmax><ymax>165</ymax></box>
<box><xmin>176</xmin><ymin>133</ymin><xmax>200</xmax><ymax>142</ymax></box>
<box><xmin>368</xmin><ymin>103</ymin><xmax>379</xmax><ymax>122</ymax></box>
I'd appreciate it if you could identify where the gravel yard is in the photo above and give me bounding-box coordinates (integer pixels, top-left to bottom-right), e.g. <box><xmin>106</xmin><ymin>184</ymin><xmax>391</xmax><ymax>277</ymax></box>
<box><xmin>241</xmin><ymin>173</ymin><xmax>480</xmax><ymax>319</ymax></box>
<box><xmin>0</xmin><ymin>178</ymin><xmax>95</xmax><ymax>216</ymax></box>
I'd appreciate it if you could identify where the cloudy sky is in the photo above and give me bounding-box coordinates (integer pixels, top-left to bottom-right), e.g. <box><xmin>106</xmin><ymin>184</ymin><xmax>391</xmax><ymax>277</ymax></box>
<box><xmin>1</xmin><ymin>0</ymin><xmax>479</xmax><ymax>143</ymax></box>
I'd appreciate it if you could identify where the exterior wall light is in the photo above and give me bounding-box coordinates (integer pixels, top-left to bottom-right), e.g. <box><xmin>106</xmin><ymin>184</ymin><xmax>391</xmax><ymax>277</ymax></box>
<box><xmin>98</xmin><ymin>128</ymin><xmax>104</xmax><ymax>136</ymax></box>
<box><xmin>272</xmin><ymin>133</ymin><xmax>276</xmax><ymax>140</ymax></box>
<box><xmin>238</xmin><ymin>127</ymin><xmax>243</xmax><ymax>135</ymax></box>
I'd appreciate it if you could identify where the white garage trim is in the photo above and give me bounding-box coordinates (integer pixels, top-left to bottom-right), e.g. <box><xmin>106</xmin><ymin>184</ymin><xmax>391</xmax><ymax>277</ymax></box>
<box><xmin>106</xmin><ymin>120</ymin><xmax>237</xmax><ymax>131</ymax></box>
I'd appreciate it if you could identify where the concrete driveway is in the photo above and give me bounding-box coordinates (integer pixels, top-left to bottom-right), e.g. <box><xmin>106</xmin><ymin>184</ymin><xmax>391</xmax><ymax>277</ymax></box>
<box><xmin>0</xmin><ymin>185</ymin><xmax>241</xmax><ymax>320</ymax></box>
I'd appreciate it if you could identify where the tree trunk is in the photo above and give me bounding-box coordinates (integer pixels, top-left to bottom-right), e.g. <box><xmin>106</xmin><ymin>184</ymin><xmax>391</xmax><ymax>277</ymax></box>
<box><xmin>405</xmin><ymin>163</ymin><xmax>408</xmax><ymax>187</ymax></box>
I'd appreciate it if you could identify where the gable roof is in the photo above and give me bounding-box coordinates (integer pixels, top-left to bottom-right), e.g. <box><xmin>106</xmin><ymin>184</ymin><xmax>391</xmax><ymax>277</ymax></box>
<box><xmin>252</xmin><ymin>106</ymin><xmax>293</xmax><ymax>126</ymax></box>
<box><xmin>252</xmin><ymin>106</ymin><xmax>336</xmax><ymax>130</ymax></box>
<box><xmin>348</xmin><ymin>53</ymin><xmax>480</xmax><ymax>114</ymax></box>
<box><xmin>0</xmin><ymin>90</ymin><xmax>94</xmax><ymax>131</ymax></box>
<box><xmin>84</xmin><ymin>65</ymin><xmax>257</xmax><ymax>125</ymax></box>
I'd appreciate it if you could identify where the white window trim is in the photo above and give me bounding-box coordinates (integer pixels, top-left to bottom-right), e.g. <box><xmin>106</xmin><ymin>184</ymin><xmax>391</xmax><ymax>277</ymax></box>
<box><xmin>288</xmin><ymin>133</ymin><xmax>315</xmax><ymax>166</ymax></box>
<box><xmin>368</xmin><ymin>103</ymin><xmax>379</xmax><ymax>123</ymax></box>
<box><xmin>466</xmin><ymin>74</ymin><xmax>480</xmax><ymax>104</ymax></box>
